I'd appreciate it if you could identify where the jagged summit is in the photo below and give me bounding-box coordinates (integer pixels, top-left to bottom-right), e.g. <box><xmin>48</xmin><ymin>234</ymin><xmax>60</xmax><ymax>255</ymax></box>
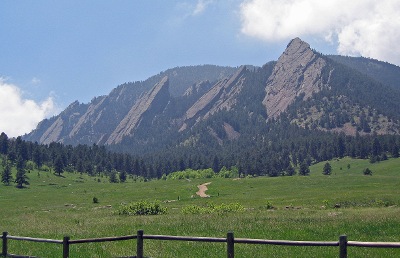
<box><xmin>286</xmin><ymin>37</ymin><xmax>310</xmax><ymax>53</ymax></box>
<box><xmin>263</xmin><ymin>37</ymin><xmax>328</xmax><ymax>118</ymax></box>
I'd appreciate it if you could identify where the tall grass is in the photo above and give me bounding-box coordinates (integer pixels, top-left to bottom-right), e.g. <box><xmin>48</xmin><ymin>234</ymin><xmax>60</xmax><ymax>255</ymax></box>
<box><xmin>1</xmin><ymin>157</ymin><xmax>400</xmax><ymax>257</ymax></box>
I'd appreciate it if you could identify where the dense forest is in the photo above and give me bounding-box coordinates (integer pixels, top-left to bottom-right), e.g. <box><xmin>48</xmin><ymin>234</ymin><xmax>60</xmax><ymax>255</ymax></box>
<box><xmin>1</xmin><ymin>121</ymin><xmax>399</xmax><ymax>187</ymax></box>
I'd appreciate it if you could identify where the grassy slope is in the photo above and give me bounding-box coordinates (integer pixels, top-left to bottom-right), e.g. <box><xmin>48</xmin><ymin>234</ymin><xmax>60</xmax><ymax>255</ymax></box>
<box><xmin>0</xmin><ymin>157</ymin><xmax>400</xmax><ymax>257</ymax></box>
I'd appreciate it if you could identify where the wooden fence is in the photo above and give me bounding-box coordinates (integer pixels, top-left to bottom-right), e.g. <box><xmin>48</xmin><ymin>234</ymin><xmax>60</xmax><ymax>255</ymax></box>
<box><xmin>2</xmin><ymin>230</ymin><xmax>400</xmax><ymax>257</ymax></box>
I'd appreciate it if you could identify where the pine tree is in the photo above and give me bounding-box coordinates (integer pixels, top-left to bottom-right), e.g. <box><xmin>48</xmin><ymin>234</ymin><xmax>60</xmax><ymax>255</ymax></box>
<box><xmin>109</xmin><ymin>170</ymin><xmax>118</xmax><ymax>183</ymax></box>
<box><xmin>119</xmin><ymin>170</ymin><xmax>127</xmax><ymax>182</ymax></box>
<box><xmin>1</xmin><ymin>163</ymin><xmax>12</xmax><ymax>185</ymax></box>
<box><xmin>322</xmin><ymin>162</ymin><xmax>332</xmax><ymax>175</ymax></box>
<box><xmin>0</xmin><ymin>132</ymin><xmax>9</xmax><ymax>155</ymax></box>
<box><xmin>32</xmin><ymin>147</ymin><xmax>43</xmax><ymax>169</ymax></box>
<box><xmin>285</xmin><ymin>165</ymin><xmax>296</xmax><ymax>176</ymax></box>
<box><xmin>212</xmin><ymin>156</ymin><xmax>220</xmax><ymax>173</ymax></box>
<box><xmin>299</xmin><ymin>161</ymin><xmax>310</xmax><ymax>176</ymax></box>
<box><xmin>15</xmin><ymin>156</ymin><xmax>29</xmax><ymax>188</ymax></box>
<box><xmin>54</xmin><ymin>155</ymin><xmax>64</xmax><ymax>176</ymax></box>
<box><xmin>392</xmin><ymin>144</ymin><xmax>399</xmax><ymax>158</ymax></box>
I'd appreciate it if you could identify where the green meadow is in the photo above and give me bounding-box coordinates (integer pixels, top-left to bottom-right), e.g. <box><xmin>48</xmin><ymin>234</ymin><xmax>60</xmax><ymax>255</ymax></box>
<box><xmin>1</xmin><ymin>157</ymin><xmax>400</xmax><ymax>257</ymax></box>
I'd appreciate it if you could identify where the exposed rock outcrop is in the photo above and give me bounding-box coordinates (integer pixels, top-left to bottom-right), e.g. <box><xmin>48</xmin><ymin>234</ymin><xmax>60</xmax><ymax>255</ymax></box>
<box><xmin>106</xmin><ymin>76</ymin><xmax>170</xmax><ymax>145</ymax></box>
<box><xmin>68</xmin><ymin>96</ymin><xmax>107</xmax><ymax>138</ymax></box>
<box><xmin>263</xmin><ymin>37</ymin><xmax>330</xmax><ymax>118</ymax></box>
<box><xmin>180</xmin><ymin>66</ymin><xmax>247</xmax><ymax>131</ymax></box>
<box><xmin>25</xmin><ymin>101</ymin><xmax>86</xmax><ymax>144</ymax></box>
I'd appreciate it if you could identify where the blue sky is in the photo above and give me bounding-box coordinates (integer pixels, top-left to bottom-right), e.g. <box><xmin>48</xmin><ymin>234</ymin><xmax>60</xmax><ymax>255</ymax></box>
<box><xmin>1</xmin><ymin>0</ymin><xmax>399</xmax><ymax>137</ymax></box>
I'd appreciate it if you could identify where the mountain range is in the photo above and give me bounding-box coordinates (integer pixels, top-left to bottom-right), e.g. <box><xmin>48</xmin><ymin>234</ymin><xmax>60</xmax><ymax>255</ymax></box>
<box><xmin>24</xmin><ymin>38</ymin><xmax>400</xmax><ymax>162</ymax></box>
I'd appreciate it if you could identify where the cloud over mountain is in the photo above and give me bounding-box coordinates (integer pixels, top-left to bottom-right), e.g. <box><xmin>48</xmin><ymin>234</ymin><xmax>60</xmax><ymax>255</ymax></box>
<box><xmin>240</xmin><ymin>0</ymin><xmax>400</xmax><ymax>65</ymax></box>
<box><xmin>0</xmin><ymin>79</ymin><xmax>57</xmax><ymax>137</ymax></box>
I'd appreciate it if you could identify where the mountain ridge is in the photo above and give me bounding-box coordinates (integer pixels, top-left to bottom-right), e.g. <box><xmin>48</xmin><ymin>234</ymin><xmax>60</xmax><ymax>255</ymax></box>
<box><xmin>24</xmin><ymin>38</ymin><xmax>400</xmax><ymax>159</ymax></box>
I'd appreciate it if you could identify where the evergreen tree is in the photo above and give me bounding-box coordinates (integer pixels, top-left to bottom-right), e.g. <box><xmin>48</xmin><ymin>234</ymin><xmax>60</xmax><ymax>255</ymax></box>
<box><xmin>86</xmin><ymin>163</ymin><xmax>94</xmax><ymax>176</ymax></box>
<box><xmin>1</xmin><ymin>162</ymin><xmax>12</xmax><ymax>185</ymax></box>
<box><xmin>119</xmin><ymin>170</ymin><xmax>127</xmax><ymax>183</ymax></box>
<box><xmin>299</xmin><ymin>161</ymin><xmax>310</xmax><ymax>176</ymax></box>
<box><xmin>322</xmin><ymin>162</ymin><xmax>332</xmax><ymax>175</ymax></box>
<box><xmin>371</xmin><ymin>137</ymin><xmax>381</xmax><ymax>157</ymax></box>
<box><xmin>15</xmin><ymin>156</ymin><xmax>29</xmax><ymax>188</ymax></box>
<box><xmin>109</xmin><ymin>170</ymin><xmax>118</xmax><ymax>183</ymax></box>
<box><xmin>32</xmin><ymin>147</ymin><xmax>43</xmax><ymax>169</ymax></box>
<box><xmin>212</xmin><ymin>156</ymin><xmax>220</xmax><ymax>173</ymax></box>
<box><xmin>54</xmin><ymin>155</ymin><xmax>64</xmax><ymax>176</ymax></box>
<box><xmin>391</xmin><ymin>143</ymin><xmax>399</xmax><ymax>158</ymax></box>
<box><xmin>285</xmin><ymin>165</ymin><xmax>296</xmax><ymax>176</ymax></box>
<box><xmin>0</xmin><ymin>132</ymin><xmax>8</xmax><ymax>155</ymax></box>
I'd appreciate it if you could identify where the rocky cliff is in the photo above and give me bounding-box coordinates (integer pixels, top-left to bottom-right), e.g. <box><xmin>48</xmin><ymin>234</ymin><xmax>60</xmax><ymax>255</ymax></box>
<box><xmin>106</xmin><ymin>76</ymin><xmax>170</xmax><ymax>145</ymax></box>
<box><xmin>180</xmin><ymin>66</ymin><xmax>247</xmax><ymax>131</ymax></box>
<box><xmin>263</xmin><ymin>38</ymin><xmax>330</xmax><ymax>118</ymax></box>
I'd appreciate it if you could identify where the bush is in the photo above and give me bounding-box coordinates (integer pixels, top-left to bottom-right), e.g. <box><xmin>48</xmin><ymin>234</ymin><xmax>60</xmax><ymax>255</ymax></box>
<box><xmin>93</xmin><ymin>197</ymin><xmax>99</xmax><ymax>203</ymax></box>
<box><xmin>117</xmin><ymin>200</ymin><xmax>167</xmax><ymax>216</ymax></box>
<box><xmin>181</xmin><ymin>202</ymin><xmax>244</xmax><ymax>214</ymax></box>
<box><xmin>363</xmin><ymin>168</ymin><xmax>373</xmax><ymax>176</ymax></box>
<box><xmin>265</xmin><ymin>201</ymin><xmax>274</xmax><ymax>210</ymax></box>
<box><xmin>181</xmin><ymin>205</ymin><xmax>211</xmax><ymax>214</ymax></box>
<box><xmin>167</xmin><ymin>167</ymin><xmax>239</xmax><ymax>180</ymax></box>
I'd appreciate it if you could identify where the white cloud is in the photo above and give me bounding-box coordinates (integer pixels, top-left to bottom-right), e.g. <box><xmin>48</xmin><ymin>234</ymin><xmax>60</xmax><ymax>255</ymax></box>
<box><xmin>240</xmin><ymin>0</ymin><xmax>400</xmax><ymax>65</ymax></box>
<box><xmin>0</xmin><ymin>78</ymin><xmax>58</xmax><ymax>137</ymax></box>
<box><xmin>176</xmin><ymin>0</ymin><xmax>213</xmax><ymax>19</ymax></box>
<box><xmin>192</xmin><ymin>0</ymin><xmax>213</xmax><ymax>16</ymax></box>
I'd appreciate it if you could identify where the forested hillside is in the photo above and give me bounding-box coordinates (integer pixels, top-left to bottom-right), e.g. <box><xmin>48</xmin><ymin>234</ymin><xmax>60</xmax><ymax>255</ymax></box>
<box><xmin>328</xmin><ymin>55</ymin><xmax>400</xmax><ymax>91</ymax></box>
<box><xmin>13</xmin><ymin>38</ymin><xmax>400</xmax><ymax>182</ymax></box>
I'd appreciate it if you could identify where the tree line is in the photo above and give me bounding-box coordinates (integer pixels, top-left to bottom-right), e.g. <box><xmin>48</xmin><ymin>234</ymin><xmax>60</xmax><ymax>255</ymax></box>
<box><xmin>2</xmin><ymin>121</ymin><xmax>399</xmax><ymax>188</ymax></box>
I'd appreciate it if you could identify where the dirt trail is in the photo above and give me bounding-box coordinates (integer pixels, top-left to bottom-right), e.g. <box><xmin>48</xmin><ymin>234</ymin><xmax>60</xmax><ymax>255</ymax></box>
<box><xmin>196</xmin><ymin>182</ymin><xmax>211</xmax><ymax>197</ymax></box>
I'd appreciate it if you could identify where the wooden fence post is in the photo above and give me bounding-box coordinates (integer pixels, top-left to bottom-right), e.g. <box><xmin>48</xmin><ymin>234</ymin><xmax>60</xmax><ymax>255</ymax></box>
<box><xmin>137</xmin><ymin>230</ymin><xmax>144</xmax><ymax>258</ymax></box>
<box><xmin>2</xmin><ymin>232</ymin><xmax>8</xmax><ymax>257</ymax></box>
<box><xmin>339</xmin><ymin>235</ymin><xmax>347</xmax><ymax>258</ymax></box>
<box><xmin>227</xmin><ymin>231</ymin><xmax>234</xmax><ymax>258</ymax></box>
<box><xmin>63</xmin><ymin>236</ymin><xmax>70</xmax><ymax>258</ymax></box>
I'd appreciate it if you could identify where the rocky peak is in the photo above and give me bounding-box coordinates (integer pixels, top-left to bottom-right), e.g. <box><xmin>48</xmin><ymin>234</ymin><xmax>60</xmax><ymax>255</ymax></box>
<box><xmin>263</xmin><ymin>37</ymin><xmax>329</xmax><ymax>118</ymax></box>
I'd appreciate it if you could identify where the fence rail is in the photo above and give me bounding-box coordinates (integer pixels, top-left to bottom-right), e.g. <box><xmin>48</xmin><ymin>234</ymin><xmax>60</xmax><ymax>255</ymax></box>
<box><xmin>2</xmin><ymin>230</ymin><xmax>400</xmax><ymax>258</ymax></box>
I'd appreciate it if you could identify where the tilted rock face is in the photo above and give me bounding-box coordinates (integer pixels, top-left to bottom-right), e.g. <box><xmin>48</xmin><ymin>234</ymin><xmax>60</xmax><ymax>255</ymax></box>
<box><xmin>180</xmin><ymin>66</ymin><xmax>247</xmax><ymax>131</ymax></box>
<box><xmin>39</xmin><ymin>116</ymin><xmax>64</xmax><ymax>144</ymax></box>
<box><xmin>24</xmin><ymin>77</ymin><xmax>170</xmax><ymax>145</ymax></box>
<box><xmin>106</xmin><ymin>76</ymin><xmax>170</xmax><ymax>145</ymax></box>
<box><xmin>263</xmin><ymin>37</ymin><xmax>329</xmax><ymax>118</ymax></box>
<box><xmin>68</xmin><ymin>96</ymin><xmax>107</xmax><ymax>139</ymax></box>
<box><xmin>25</xmin><ymin>101</ymin><xmax>87</xmax><ymax>144</ymax></box>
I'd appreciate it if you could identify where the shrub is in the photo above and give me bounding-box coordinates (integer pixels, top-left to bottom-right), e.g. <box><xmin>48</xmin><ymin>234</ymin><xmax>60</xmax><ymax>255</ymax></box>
<box><xmin>265</xmin><ymin>201</ymin><xmax>274</xmax><ymax>210</ymax></box>
<box><xmin>181</xmin><ymin>202</ymin><xmax>244</xmax><ymax>214</ymax></box>
<box><xmin>181</xmin><ymin>205</ymin><xmax>211</xmax><ymax>214</ymax></box>
<box><xmin>322</xmin><ymin>200</ymin><xmax>330</xmax><ymax>208</ymax></box>
<box><xmin>117</xmin><ymin>200</ymin><xmax>167</xmax><ymax>216</ymax></box>
<box><xmin>93</xmin><ymin>197</ymin><xmax>99</xmax><ymax>203</ymax></box>
<box><xmin>363</xmin><ymin>168</ymin><xmax>372</xmax><ymax>176</ymax></box>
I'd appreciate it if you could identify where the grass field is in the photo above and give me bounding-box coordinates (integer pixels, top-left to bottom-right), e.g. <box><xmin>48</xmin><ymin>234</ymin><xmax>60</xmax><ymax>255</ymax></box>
<box><xmin>1</xmin><ymin>157</ymin><xmax>400</xmax><ymax>257</ymax></box>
